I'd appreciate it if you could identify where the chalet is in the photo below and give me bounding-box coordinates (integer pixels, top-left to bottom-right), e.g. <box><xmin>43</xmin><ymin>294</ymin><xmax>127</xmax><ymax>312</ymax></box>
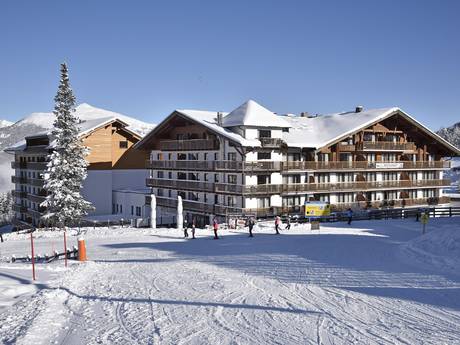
<box><xmin>136</xmin><ymin>100</ymin><xmax>460</xmax><ymax>225</ymax></box>
<box><xmin>6</xmin><ymin>115</ymin><xmax>149</xmax><ymax>226</ymax></box>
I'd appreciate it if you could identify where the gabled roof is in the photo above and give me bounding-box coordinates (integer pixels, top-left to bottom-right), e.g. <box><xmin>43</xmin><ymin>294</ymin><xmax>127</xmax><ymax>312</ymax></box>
<box><xmin>222</xmin><ymin>100</ymin><xmax>291</xmax><ymax>128</ymax></box>
<box><xmin>282</xmin><ymin>107</ymin><xmax>460</xmax><ymax>155</ymax></box>
<box><xmin>5</xmin><ymin>117</ymin><xmax>140</xmax><ymax>153</ymax></box>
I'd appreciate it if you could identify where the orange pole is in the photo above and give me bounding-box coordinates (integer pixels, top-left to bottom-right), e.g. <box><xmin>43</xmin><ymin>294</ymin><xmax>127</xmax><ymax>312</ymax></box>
<box><xmin>64</xmin><ymin>230</ymin><xmax>67</xmax><ymax>268</ymax></box>
<box><xmin>30</xmin><ymin>233</ymin><xmax>36</xmax><ymax>281</ymax></box>
<box><xmin>78</xmin><ymin>238</ymin><xmax>87</xmax><ymax>261</ymax></box>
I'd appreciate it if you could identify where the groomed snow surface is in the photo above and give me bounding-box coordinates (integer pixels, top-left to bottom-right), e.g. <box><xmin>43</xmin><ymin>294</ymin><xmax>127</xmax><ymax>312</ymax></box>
<box><xmin>1</xmin><ymin>218</ymin><xmax>460</xmax><ymax>345</ymax></box>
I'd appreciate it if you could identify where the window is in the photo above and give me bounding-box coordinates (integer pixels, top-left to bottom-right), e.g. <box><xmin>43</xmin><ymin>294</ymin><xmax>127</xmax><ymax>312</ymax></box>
<box><xmin>188</xmin><ymin>172</ymin><xmax>199</xmax><ymax>181</ymax></box>
<box><xmin>214</xmin><ymin>153</ymin><xmax>219</xmax><ymax>160</ymax></box>
<box><xmin>204</xmin><ymin>173</ymin><xmax>208</xmax><ymax>181</ymax></box>
<box><xmin>188</xmin><ymin>192</ymin><xmax>199</xmax><ymax>201</ymax></box>
<box><xmin>119</xmin><ymin>141</ymin><xmax>128</xmax><ymax>149</ymax></box>
<box><xmin>178</xmin><ymin>153</ymin><xmax>187</xmax><ymax>160</ymax></box>
<box><xmin>259</xmin><ymin>130</ymin><xmax>271</xmax><ymax>138</ymax></box>
<box><xmin>157</xmin><ymin>171</ymin><xmax>164</xmax><ymax>178</ymax></box>
<box><xmin>227</xmin><ymin>174</ymin><xmax>237</xmax><ymax>184</ymax></box>
<box><xmin>316</xmin><ymin>173</ymin><xmax>330</xmax><ymax>183</ymax></box>
<box><xmin>204</xmin><ymin>194</ymin><xmax>208</xmax><ymax>202</ymax></box>
<box><xmin>188</xmin><ymin>153</ymin><xmax>198</xmax><ymax>160</ymax></box>
<box><xmin>168</xmin><ymin>190</ymin><xmax>172</xmax><ymax>197</ymax></box>
<box><xmin>168</xmin><ymin>153</ymin><xmax>172</xmax><ymax>160</ymax></box>
<box><xmin>157</xmin><ymin>189</ymin><xmax>164</xmax><ymax>197</ymax></box>
<box><xmin>215</xmin><ymin>195</ymin><xmax>219</xmax><ymax>204</ymax></box>
<box><xmin>257</xmin><ymin>152</ymin><xmax>271</xmax><ymax>160</ymax></box>
<box><xmin>136</xmin><ymin>206</ymin><xmax>141</xmax><ymax>217</ymax></box>
<box><xmin>131</xmin><ymin>206</ymin><xmax>134</xmax><ymax>215</ymax></box>
<box><xmin>120</xmin><ymin>205</ymin><xmax>122</xmax><ymax>213</ymax></box>
<box><xmin>168</xmin><ymin>172</ymin><xmax>172</xmax><ymax>179</ymax></box>
<box><xmin>257</xmin><ymin>175</ymin><xmax>270</xmax><ymax>185</ymax></box>
<box><xmin>228</xmin><ymin>152</ymin><xmax>236</xmax><ymax>161</ymax></box>
<box><xmin>214</xmin><ymin>174</ymin><xmax>219</xmax><ymax>183</ymax></box>
<box><xmin>257</xmin><ymin>197</ymin><xmax>270</xmax><ymax>208</ymax></box>
<box><xmin>178</xmin><ymin>172</ymin><xmax>187</xmax><ymax>180</ymax></box>
<box><xmin>203</xmin><ymin>153</ymin><xmax>208</xmax><ymax>161</ymax></box>
<box><xmin>227</xmin><ymin>196</ymin><xmax>237</xmax><ymax>206</ymax></box>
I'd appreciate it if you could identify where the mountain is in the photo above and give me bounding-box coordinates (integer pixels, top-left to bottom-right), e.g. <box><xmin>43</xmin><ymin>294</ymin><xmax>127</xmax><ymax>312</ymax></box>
<box><xmin>0</xmin><ymin>120</ymin><xmax>13</xmax><ymax>128</ymax></box>
<box><xmin>0</xmin><ymin>104</ymin><xmax>155</xmax><ymax>193</ymax></box>
<box><xmin>437</xmin><ymin>122</ymin><xmax>460</xmax><ymax>192</ymax></box>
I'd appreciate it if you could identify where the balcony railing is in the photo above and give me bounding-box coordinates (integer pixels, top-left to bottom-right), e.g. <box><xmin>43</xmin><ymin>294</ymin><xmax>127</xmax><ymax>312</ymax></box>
<box><xmin>259</xmin><ymin>138</ymin><xmax>285</xmax><ymax>148</ymax></box>
<box><xmin>282</xmin><ymin>160</ymin><xmax>450</xmax><ymax>171</ymax></box>
<box><xmin>12</xmin><ymin>204</ymin><xmax>28</xmax><ymax>213</ymax></box>
<box><xmin>27</xmin><ymin>194</ymin><xmax>46</xmax><ymax>203</ymax></box>
<box><xmin>11</xmin><ymin>161</ymin><xmax>48</xmax><ymax>170</ymax></box>
<box><xmin>337</xmin><ymin>144</ymin><xmax>355</xmax><ymax>151</ymax></box>
<box><xmin>159</xmin><ymin>139</ymin><xmax>219</xmax><ymax>151</ymax></box>
<box><xmin>146</xmin><ymin>178</ymin><xmax>215</xmax><ymax>193</ymax></box>
<box><xmin>146</xmin><ymin>160</ymin><xmax>281</xmax><ymax>172</ymax></box>
<box><xmin>29</xmin><ymin>178</ymin><xmax>45</xmax><ymax>187</ymax></box>
<box><xmin>12</xmin><ymin>190</ymin><xmax>27</xmax><ymax>198</ymax></box>
<box><xmin>11</xmin><ymin>176</ymin><xmax>27</xmax><ymax>184</ymax></box>
<box><xmin>357</xmin><ymin>141</ymin><xmax>416</xmax><ymax>151</ymax></box>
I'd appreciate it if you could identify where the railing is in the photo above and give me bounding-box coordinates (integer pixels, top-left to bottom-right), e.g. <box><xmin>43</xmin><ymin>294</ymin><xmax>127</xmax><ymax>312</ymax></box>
<box><xmin>245</xmin><ymin>179</ymin><xmax>451</xmax><ymax>195</ymax></box>
<box><xmin>11</xmin><ymin>161</ymin><xmax>48</xmax><ymax>170</ymax></box>
<box><xmin>259</xmin><ymin>138</ymin><xmax>285</xmax><ymax>148</ymax></box>
<box><xmin>329</xmin><ymin>196</ymin><xmax>451</xmax><ymax>211</ymax></box>
<box><xmin>159</xmin><ymin>139</ymin><xmax>219</xmax><ymax>151</ymax></box>
<box><xmin>12</xmin><ymin>204</ymin><xmax>28</xmax><ymax>213</ymax></box>
<box><xmin>282</xmin><ymin>160</ymin><xmax>450</xmax><ymax>171</ymax></box>
<box><xmin>146</xmin><ymin>178</ymin><xmax>215</xmax><ymax>193</ymax></box>
<box><xmin>27</xmin><ymin>194</ymin><xmax>46</xmax><ymax>203</ymax></box>
<box><xmin>12</xmin><ymin>190</ymin><xmax>27</xmax><ymax>198</ymax></box>
<box><xmin>146</xmin><ymin>160</ymin><xmax>280</xmax><ymax>171</ymax></box>
<box><xmin>149</xmin><ymin>196</ymin><xmax>241</xmax><ymax>215</ymax></box>
<box><xmin>338</xmin><ymin>144</ymin><xmax>355</xmax><ymax>151</ymax></box>
<box><xmin>11</xmin><ymin>176</ymin><xmax>27</xmax><ymax>184</ymax></box>
<box><xmin>29</xmin><ymin>178</ymin><xmax>45</xmax><ymax>187</ymax></box>
<box><xmin>357</xmin><ymin>141</ymin><xmax>416</xmax><ymax>151</ymax></box>
<box><xmin>244</xmin><ymin>161</ymin><xmax>282</xmax><ymax>172</ymax></box>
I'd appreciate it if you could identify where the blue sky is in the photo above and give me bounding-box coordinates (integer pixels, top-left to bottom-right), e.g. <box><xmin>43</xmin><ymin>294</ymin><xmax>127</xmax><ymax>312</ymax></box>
<box><xmin>1</xmin><ymin>0</ymin><xmax>459</xmax><ymax>129</ymax></box>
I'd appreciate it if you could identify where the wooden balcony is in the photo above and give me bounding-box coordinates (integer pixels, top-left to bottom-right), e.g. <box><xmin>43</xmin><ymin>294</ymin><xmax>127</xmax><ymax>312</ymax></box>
<box><xmin>337</xmin><ymin>144</ymin><xmax>355</xmax><ymax>151</ymax></box>
<box><xmin>241</xmin><ymin>179</ymin><xmax>451</xmax><ymax>195</ymax></box>
<box><xmin>11</xmin><ymin>161</ymin><xmax>48</xmax><ymax>170</ymax></box>
<box><xmin>11</xmin><ymin>176</ymin><xmax>27</xmax><ymax>184</ymax></box>
<box><xmin>29</xmin><ymin>178</ymin><xmax>45</xmax><ymax>187</ymax></box>
<box><xmin>146</xmin><ymin>178</ymin><xmax>215</xmax><ymax>193</ymax></box>
<box><xmin>282</xmin><ymin>160</ymin><xmax>450</xmax><ymax>171</ymax></box>
<box><xmin>357</xmin><ymin>141</ymin><xmax>416</xmax><ymax>151</ymax></box>
<box><xmin>159</xmin><ymin>139</ymin><xmax>219</xmax><ymax>151</ymax></box>
<box><xmin>12</xmin><ymin>204</ymin><xmax>28</xmax><ymax>213</ymax></box>
<box><xmin>152</xmin><ymin>196</ymin><xmax>240</xmax><ymax>215</ymax></box>
<box><xmin>11</xmin><ymin>161</ymin><xmax>27</xmax><ymax>169</ymax></box>
<box><xmin>259</xmin><ymin>138</ymin><xmax>285</xmax><ymax>148</ymax></box>
<box><xmin>244</xmin><ymin>161</ymin><xmax>282</xmax><ymax>172</ymax></box>
<box><xmin>146</xmin><ymin>159</ymin><xmax>280</xmax><ymax>172</ymax></box>
<box><xmin>12</xmin><ymin>190</ymin><xmax>27</xmax><ymax>198</ymax></box>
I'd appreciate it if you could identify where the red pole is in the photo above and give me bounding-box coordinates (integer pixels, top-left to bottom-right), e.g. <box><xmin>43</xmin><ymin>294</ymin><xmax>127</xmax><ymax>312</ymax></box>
<box><xmin>30</xmin><ymin>233</ymin><xmax>36</xmax><ymax>281</ymax></box>
<box><xmin>64</xmin><ymin>229</ymin><xmax>67</xmax><ymax>268</ymax></box>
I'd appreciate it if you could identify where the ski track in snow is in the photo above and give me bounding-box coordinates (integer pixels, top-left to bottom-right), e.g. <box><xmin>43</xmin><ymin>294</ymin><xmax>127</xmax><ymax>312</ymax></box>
<box><xmin>1</xmin><ymin>218</ymin><xmax>460</xmax><ymax>344</ymax></box>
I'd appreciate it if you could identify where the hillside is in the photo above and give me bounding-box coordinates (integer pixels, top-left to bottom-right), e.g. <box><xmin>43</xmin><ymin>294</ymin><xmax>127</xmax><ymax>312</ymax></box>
<box><xmin>0</xmin><ymin>104</ymin><xmax>155</xmax><ymax>193</ymax></box>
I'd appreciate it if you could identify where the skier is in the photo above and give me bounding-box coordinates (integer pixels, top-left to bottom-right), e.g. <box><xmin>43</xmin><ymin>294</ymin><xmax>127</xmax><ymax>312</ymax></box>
<box><xmin>285</xmin><ymin>217</ymin><xmax>291</xmax><ymax>230</ymax></box>
<box><xmin>184</xmin><ymin>219</ymin><xmax>189</xmax><ymax>238</ymax></box>
<box><xmin>0</xmin><ymin>232</ymin><xmax>3</xmax><ymax>243</ymax></box>
<box><xmin>346</xmin><ymin>208</ymin><xmax>353</xmax><ymax>225</ymax></box>
<box><xmin>248</xmin><ymin>217</ymin><xmax>255</xmax><ymax>237</ymax></box>
<box><xmin>212</xmin><ymin>217</ymin><xmax>219</xmax><ymax>239</ymax></box>
<box><xmin>275</xmin><ymin>216</ymin><xmax>281</xmax><ymax>234</ymax></box>
<box><xmin>191</xmin><ymin>218</ymin><xmax>196</xmax><ymax>239</ymax></box>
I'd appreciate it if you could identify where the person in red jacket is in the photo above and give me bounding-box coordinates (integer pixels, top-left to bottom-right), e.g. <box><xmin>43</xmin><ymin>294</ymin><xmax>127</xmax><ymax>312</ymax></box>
<box><xmin>212</xmin><ymin>217</ymin><xmax>219</xmax><ymax>239</ymax></box>
<box><xmin>275</xmin><ymin>216</ymin><xmax>281</xmax><ymax>234</ymax></box>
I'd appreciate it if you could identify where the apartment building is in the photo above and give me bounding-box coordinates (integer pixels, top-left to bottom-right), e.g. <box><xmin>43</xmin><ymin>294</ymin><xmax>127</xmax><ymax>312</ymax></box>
<box><xmin>136</xmin><ymin>100</ymin><xmax>459</xmax><ymax>224</ymax></box>
<box><xmin>6</xmin><ymin>116</ymin><xmax>149</xmax><ymax>226</ymax></box>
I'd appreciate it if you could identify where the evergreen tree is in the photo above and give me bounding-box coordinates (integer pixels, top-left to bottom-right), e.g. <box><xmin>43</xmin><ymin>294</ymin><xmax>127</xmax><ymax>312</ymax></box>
<box><xmin>41</xmin><ymin>63</ymin><xmax>94</xmax><ymax>228</ymax></box>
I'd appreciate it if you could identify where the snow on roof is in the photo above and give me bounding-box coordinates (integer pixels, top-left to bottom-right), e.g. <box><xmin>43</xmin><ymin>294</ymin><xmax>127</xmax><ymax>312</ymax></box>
<box><xmin>222</xmin><ymin>100</ymin><xmax>291</xmax><ymax>128</ymax></box>
<box><xmin>175</xmin><ymin>109</ymin><xmax>260</xmax><ymax>146</ymax></box>
<box><xmin>283</xmin><ymin>107</ymin><xmax>399</xmax><ymax>149</ymax></box>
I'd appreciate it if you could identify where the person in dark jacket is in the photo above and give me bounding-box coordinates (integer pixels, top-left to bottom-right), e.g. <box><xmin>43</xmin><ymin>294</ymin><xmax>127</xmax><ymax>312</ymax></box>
<box><xmin>248</xmin><ymin>217</ymin><xmax>255</xmax><ymax>237</ymax></box>
<box><xmin>212</xmin><ymin>218</ymin><xmax>219</xmax><ymax>239</ymax></box>
<box><xmin>191</xmin><ymin>218</ymin><xmax>196</xmax><ymax>239</ymax></box>
<box><xmin>184</xmin><ymin>219</ymin><xmax>189</xmax><ymax>238</ymax></box>
<box><xmin>347</xmin><ymin>208</ymin><xmax>353</xmax><ymax>225</ymax></box>
<box><xmin>285</xmin><ymin>217</ymin><xmax>291</xmax><ymax>230</ymax></box>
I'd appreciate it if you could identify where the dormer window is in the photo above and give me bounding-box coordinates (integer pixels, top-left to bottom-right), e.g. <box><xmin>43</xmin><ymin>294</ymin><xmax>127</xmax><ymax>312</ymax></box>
<box><xmin>259</xmin><ymin>130</ymin><xmax>271</xmax><ymax>138</ymax></box>
<box><xmin>119</xmin><ymin>141</ymin><xmax>128</xmax><ymax>149</ymax></box>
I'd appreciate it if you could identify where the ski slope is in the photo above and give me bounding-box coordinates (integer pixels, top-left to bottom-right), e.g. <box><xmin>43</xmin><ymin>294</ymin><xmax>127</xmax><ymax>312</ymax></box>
<box><xmin>1</xmin><ymin>218</ymin><xmax>460</xmax><ymax>344</ymax></box>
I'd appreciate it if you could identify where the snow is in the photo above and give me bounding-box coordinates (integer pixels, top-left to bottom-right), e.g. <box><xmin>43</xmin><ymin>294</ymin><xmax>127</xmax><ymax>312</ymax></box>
<box><xmin>0</xmin><ymin>119</ymin><xmax>13</xmax><ymax>129</ymax></box>
<box><xmin>222</xmin><ymin>99</ymin><xmax>291</xmax><ymax>128</ymax></box>
<box><xmin>1</xmin><ymin>217</ymin><xmax>460</xmax><ymax>344</ymax></box>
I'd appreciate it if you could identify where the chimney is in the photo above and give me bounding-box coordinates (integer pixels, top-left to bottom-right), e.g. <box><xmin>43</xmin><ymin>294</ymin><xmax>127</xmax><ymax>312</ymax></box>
<box><xmin>300</xmin><ymin>112</ymin><xmax>309</xmax><ymax>118</ymax></box>
<box><xmin>216</xmin><ymin>112</ymin><xmax>223</xmax><ymax>126</ymax></box>
<box><xmin>355</xmin><ymin>106</ymin><xmax>363</xmax><ymax>113</ymax></box>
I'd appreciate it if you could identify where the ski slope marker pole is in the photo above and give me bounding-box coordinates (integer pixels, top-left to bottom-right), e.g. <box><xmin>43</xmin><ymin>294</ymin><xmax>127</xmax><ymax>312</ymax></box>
<box><xmin>30</xmin><ymin>233</ymin><xmax>36</xmax><ymax>281</ymax></box>
<box><xmin>64</xmin><ymin>229</ymin><xmax>67</xmax><ymax>268</ymax></box>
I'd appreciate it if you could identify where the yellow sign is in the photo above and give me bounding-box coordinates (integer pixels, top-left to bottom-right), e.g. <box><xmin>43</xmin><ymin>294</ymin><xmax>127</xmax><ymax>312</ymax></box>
<box><xmin>305</xmin><ymin>202</ymin><xmax>331</xmax><ymax>217</ymax></box>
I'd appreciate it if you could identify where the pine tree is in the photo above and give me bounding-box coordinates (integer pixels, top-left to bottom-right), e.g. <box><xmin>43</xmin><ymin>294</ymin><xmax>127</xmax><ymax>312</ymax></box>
<box><xmin>41</xmin><ymin>63</ymin><xmax>94</xmax><ymax>228</ymax></box>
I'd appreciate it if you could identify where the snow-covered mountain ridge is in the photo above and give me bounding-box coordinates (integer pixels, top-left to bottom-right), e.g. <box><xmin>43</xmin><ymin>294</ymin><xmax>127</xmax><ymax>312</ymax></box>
<box><xmin>0</xmin><ymin>120</ymin><xmax>13</xmax><ymax>129</ymax></box>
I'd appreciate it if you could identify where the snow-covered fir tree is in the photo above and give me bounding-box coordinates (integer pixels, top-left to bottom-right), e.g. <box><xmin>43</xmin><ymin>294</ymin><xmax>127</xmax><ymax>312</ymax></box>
<box><xmin>41</xmin><ymin>63</ymin><xmax>94</xmax><ymax>228</ymax></box>
<box><xmin>0</xmin><ymin>191</ymin><xmax>14</xmax><ymax>224</ymax></box>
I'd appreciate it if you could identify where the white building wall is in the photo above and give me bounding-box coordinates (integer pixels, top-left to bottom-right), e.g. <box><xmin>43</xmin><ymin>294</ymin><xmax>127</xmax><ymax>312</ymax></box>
<box><xmin>112</xmin><ymin>190</ymin><xmax>149</xmax><ymax>218</ymax></box>
<box><xmin>83</xmin><ymin>170</ymin><xmax>113</xmax><ymax>215</ymax></box>
<box><xmin>112</xmin><ymin>169</ymin><xmax>149</xmax><ymax>190</ymax></box>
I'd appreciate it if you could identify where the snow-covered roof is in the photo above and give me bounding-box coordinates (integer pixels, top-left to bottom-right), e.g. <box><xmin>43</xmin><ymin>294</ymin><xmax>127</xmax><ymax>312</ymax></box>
<box><xmin>5</xmin><ymin>117</ymin><xmax>136</xmax><ymax>152</ymax></box>
<box><xmin>283</xmin><ymin>107</ymin><xmax>399</xmax><ymax>149</ymax></box>
<box><xmin>175</xmin><ymin>109</ymin><xmax>260</xmax><ymax>146</ymax></box>
<box><xmin>222</xmin><ymin>100</ymin><xmax>291</xmax><ymax>128</ymax></box>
